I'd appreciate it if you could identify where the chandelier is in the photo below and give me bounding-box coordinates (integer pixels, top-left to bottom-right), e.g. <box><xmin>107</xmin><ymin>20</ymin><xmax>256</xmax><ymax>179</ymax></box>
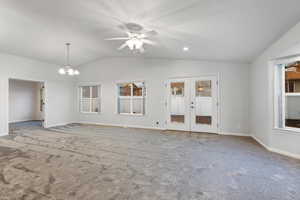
<box><xmin>58</xmin><ymin>43</ymin><xmax>80</xmax><ymax>76</ymax></box>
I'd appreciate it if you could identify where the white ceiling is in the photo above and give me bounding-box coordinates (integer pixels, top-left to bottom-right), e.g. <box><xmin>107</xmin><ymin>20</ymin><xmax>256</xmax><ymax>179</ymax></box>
<box><xmin>1</xmin><ymin>0</ymin><xmax>300</xmax><ymax>66</ymax></box>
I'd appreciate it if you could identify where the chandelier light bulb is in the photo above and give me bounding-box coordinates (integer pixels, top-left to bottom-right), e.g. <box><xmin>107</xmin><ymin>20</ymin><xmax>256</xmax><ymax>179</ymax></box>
<box><xmin>68</xmin><ymin>68</ymin><xmax>74</xmax><ymax>75</ymax></box>
<box><xmin>58</xmin><ymin>68</ymin><xmax>66</xmax><ymax>75</ymax></box>
<box><xmin>126</xmin><ymin>40</ymin><xmax>134</xmax><ymax>50</ymax></box>
<box><xmin>135</xmin><ymin>40</ymin><xmax>143</xmax><ymax>49</ymax></box>
<box><xmin>183</xmin><ymin>46</ymin><xmax>189</xmax><ymax>52</ymax></box>
<box><xmin>74</xmin><ymin>70</ymin><xmax>80</xmax><ymax>75</ymax></box>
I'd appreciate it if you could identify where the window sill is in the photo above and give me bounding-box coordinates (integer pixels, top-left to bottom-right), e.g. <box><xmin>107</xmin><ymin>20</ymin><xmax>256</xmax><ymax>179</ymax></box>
<box><xmin>285</xmin><ymin>93</ymin><xmax>300</xmax><ymax>97</ymax></box>
<box><xmin>273</xmin><ymin>127</ymin><xmax>300</xmax><ymax>135</ymax></box>
<box><xmin>80</xmin><ymin>112</ymin><xmax>100</xmax><ymax>115</ymax></box>
<box><xmin>118</xmin><ymin>113</ymin><xmax>145</xmax><ymax>117</ymax></box>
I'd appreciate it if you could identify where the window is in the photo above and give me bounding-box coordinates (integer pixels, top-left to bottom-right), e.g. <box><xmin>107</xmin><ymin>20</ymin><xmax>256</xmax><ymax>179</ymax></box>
<box><xmin>196</xmin><ymin>80</ymin><xmax>212</xmax><ymax>97</ymax></box>
<box><xmin>171</xmin><ymin>82</ymin><xmax>184</xmax><ymax>96</ymax></box>
<box><xmin>80</xmin><ymin>85</ymin><xmax>101</xmax><ymax>113</ymax></box>
<box><xmin>275</xmin><ymin>61</ymin><xmax>300</xmax><ymax>129</ymax></box>
<box><xmin>117</xmin><ymin>82</ymin><xmax>145</xmax><ymax>115</ymax></box>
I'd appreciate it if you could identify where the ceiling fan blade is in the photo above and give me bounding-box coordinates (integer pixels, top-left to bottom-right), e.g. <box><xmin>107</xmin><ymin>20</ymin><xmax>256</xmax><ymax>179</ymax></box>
<box><xmin>105</xmin><ymin>37</ymin><xmax>130</xmax><ymax>41</ymax></box>
<box><xmin>141</xmin><ymin>39</ymin><xmax>156</xmax><ymax>46</ymax></box>
<box><xmin>126</xmin><ymin>31</ymin><xmax>133</xmax><ymax>37</ymax></box>
<box><xmin>136</xmin><ymin>33</ymin><xmax>147</xmax><ymax>39</ymax></box>
<box><xmin>118</xmin><ymin>43</ymin><xmax>128</xmax><ymax>50</ymax></box>
<box><xmin>117</xmin><ymin>24</ymin><xmax>127</xmax><ymax>30</ymax></box>
<box><xmin>144</xmin><ymin>30</ymin><xmax>158</xmax><ymax>36</ymax></box>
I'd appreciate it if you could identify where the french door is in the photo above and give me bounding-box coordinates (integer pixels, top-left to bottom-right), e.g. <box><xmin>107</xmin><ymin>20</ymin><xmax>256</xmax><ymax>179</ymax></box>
<box><xmin>166</xmin><ymin>76</ymin><xmax>219</xmax><ymax>133</ymax></box>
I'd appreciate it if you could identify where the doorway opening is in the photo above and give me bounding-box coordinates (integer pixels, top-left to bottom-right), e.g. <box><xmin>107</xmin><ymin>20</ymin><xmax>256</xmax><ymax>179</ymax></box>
<box><xmin>166</xmin><ymin>76</ymin><xmax>219</xmax><ymax>133</ymax></box>
<box><xmin>9</xmin><ymin>79</ymin><xmax>45</xmax><ymax>134</ymax></box>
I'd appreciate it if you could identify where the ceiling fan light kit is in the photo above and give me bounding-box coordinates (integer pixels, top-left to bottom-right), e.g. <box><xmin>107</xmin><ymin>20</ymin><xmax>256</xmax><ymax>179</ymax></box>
<box><xmin>183</xmin><ymin>47</ymin><xmax>189</xmax><ymax>52</ymax></box>
<box><xmin>58</xmin><ymin>43</ymin><xmax>80</xmax><ymax>76</ymax></box>
<box><xmin>106</xmin><ymin>22</ymin><xmax>157</xmax><ymax>53</ymax></box>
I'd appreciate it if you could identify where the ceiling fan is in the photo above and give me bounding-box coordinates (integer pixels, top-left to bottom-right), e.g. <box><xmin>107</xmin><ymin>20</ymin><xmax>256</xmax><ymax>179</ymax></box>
<box><xmin>105</xmin><ymin>23</ymin><xmax>157</xmax><ymax>53</ymax></box>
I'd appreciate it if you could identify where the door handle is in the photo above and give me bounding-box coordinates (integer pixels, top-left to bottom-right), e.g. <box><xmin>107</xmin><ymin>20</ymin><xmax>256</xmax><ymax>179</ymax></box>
<box><xmin>190</xmin><ymin>106</ymin><xmax>195</xmax><ymax>109</ymax></box>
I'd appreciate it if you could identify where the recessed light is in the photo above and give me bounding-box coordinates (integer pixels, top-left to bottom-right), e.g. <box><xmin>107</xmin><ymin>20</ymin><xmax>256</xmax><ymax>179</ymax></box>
<box><xmin>183</xmin><ymin>47</ymin><xmax>189</xmax><ymax>51</ymax></box>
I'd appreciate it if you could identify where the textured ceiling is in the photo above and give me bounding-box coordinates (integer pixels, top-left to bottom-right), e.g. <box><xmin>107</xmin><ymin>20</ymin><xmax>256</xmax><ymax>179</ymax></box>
<box><xmin>0</xmin><ymin>0</ymin><xmax>300</xmax><ymax>66</ymax></box>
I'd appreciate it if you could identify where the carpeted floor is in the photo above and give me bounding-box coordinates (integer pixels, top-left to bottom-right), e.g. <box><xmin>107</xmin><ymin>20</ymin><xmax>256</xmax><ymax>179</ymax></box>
<box><xmin>9</xmin><ymin>120</ymin><xmax>43</xmax><ymax>135</ymax></box>
<box><xmin>0</xmin><ymin>124</ymin><xmax>299</xmax><ymax>200</ymax></box>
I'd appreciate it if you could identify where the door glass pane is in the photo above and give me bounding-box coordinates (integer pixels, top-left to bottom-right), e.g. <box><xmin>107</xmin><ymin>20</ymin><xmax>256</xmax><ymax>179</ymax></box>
<box><xmin>171</xmin><ymin>82</ymin><xmax>184</xmax><ymax>96</ymax></box>
<box><xmin>195</xmin><ymin>80</ymin><xmax>212</xmax><ymax>125</ymax></box>
<box><xmin>196</xmin><ymin>116</ymin><xmax>212</xmax><ymax>125</ymax></box>
<box><xmin>196</xmin><ymin>80</ymin><xmax>211</xmax><ymax>97</ymax></box>
<box><xmin>170</xmin><ymin>82</ymin><xmax>185</xmax><ymax>123</ymax></box>
<box><xmin>171</xmin><ymin>115</ymin><xmax>185</xmax><ymax>123</ymax></box>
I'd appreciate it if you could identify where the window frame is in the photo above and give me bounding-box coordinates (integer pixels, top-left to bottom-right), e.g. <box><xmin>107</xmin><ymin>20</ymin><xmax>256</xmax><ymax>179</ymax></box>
<box><xmin>79</xmin><ymin>84</ymin><xmax>101</xmax><ymax>114</ymax></box>
<box><xmin>273</xmin><ymin>57</ymin><xmax>300</xmax><ymax>131</ymax></box>
<box><xmin>117</xmin><ymin>81</ymin><xmax>146</xmax><ymax>116</ymax></box>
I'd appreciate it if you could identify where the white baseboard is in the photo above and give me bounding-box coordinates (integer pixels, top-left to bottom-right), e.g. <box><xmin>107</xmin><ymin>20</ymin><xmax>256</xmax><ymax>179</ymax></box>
<box><xmin>0</xmin><ymin>132</ymin><xmax>8</xmax><ymax>137</ymax></box>
<box><xmin>252</xmin><ymin>135</ymin><xmax>300</xmax><ymax>160</ymax></box>
<box><xmin>268</xmin><ymin>147</ymin><xmax>300</xmax><ymax>160</ymax></box>
<box><xmin>45</xmin><ymin>122</ymin><xmax>73</xmax><ymax>129</ymax></box>
<box><xmin>220</xmin><ymin>132</ymin><xmax>250</xmax><ymax>137</ymax></box>
<box><xmin>123</xmin><ymin>124</ymin><xmax>165</xmax><ymax>130</ymax></box>
<box><xmin>9</xmin><ymin>119</ymin><xmax>37</xmax><ymax>123</ymax></box>
<box><xmin>78</xmin><ymin>121</ymin><xmax>165</xmax><ymax>131</ymax></box>
<box><xmin>251</xmin><ymin>135</ymin><xmax>270</xmax><ymax>150</ymax></box>
<box><xmin>78</xmin><ymin>122</ymin><xmax>252</xmax><ymax>136</ymax></box>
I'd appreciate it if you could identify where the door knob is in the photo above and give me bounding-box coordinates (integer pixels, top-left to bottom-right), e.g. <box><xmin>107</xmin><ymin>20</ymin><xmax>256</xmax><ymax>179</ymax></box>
<box><xmin>190</xmin><ymin>106</ymin><xmax>195</xmax><ymax>109</ymax></box>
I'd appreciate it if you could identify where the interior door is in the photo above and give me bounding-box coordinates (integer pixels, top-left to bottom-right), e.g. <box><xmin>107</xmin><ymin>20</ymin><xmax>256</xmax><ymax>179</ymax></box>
<box><xmin>190</xmin><ymin>76</ymin><xmax>218</xmax><ymax>133</ymax></box>
<box><xmin>166</xmin><ymin>79</ymin><xmax>190</xmax><ymax>131</ymax></box>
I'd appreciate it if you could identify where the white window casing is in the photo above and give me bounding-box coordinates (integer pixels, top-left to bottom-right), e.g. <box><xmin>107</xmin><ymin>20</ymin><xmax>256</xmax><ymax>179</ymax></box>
<box><xmin>79</xmin><ymin>85</ymin><xmax>101</xmax><ymax>114</ymax></box>
<box><xmin>117</xmin><ymin>81</ymin><xmax>145</xmax><ymax>116</ymax></box>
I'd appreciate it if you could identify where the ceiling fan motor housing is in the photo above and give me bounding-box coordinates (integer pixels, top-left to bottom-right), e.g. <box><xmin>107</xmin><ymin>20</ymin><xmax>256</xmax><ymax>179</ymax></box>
<box><xmin>125</xmin><ymin>23</ymin><xmax>144</xmax><ymax>33</ymax></box>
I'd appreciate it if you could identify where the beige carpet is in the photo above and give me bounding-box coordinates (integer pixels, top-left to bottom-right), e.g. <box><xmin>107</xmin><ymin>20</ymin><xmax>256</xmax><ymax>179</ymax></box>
<box><xmin>0</xmin><ymin>124</ymin><xmax>299</xmax><ymax>200</ymax></box>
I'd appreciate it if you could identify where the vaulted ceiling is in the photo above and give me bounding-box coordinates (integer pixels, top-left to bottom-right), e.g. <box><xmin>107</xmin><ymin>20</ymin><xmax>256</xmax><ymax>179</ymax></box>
<box><xmin>1</xmin><ymin>0</ymin><xmax>300</xmax><ymax>66</ymax></box>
